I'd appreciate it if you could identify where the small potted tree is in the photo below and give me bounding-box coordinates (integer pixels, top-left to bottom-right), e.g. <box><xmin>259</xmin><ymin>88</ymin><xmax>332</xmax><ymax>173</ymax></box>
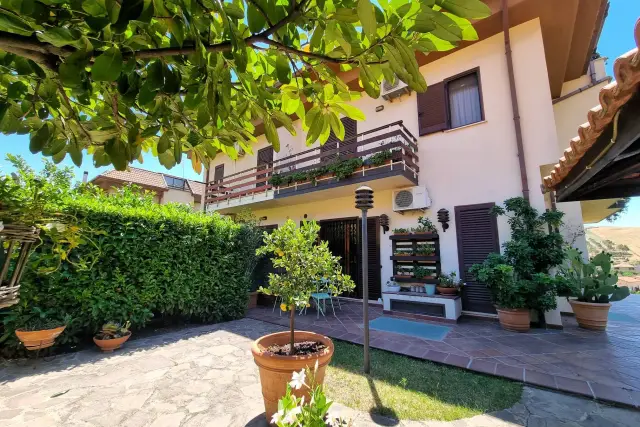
<box><xmin>94</xmin><ymin>321</ymin><xmax>132</xmax><ymax>352</ymax></box>
<box><xmin>253</xmin><ymin>220</ymin><xmax>355</xmax><ymax>422</ymax></box>
<box><xmin>437</xmin><ymin>271</ymin><xmax>462</xmax><ymax>295</ymax></box>
<box><xmin>559</xmin><ymin>249</ymin><xmax>630</xmax><ymax>330</ymax></box>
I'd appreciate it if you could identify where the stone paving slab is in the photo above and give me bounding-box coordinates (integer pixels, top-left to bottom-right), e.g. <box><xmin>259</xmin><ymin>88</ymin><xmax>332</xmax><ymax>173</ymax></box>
<box><xmin>1</xmin><ymin>318</ymin><xmax>639</xmax><ymax>427</ymax></box>
<box><xmin>247</xmin><ymin>296</ymin><xmax>640</xmax><ymax>408</ymax></box>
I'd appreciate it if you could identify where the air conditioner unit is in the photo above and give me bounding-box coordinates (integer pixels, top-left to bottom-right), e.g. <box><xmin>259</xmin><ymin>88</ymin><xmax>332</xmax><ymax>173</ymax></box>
<box><xmin>381</xmin><ymin>78</ymin><xmax>410</xmax><ymax>101</ymax></box>
<box><xmin>392</xmin><ymin>187</ymin><xmax>431</xmax><ymax>212</ymax></box>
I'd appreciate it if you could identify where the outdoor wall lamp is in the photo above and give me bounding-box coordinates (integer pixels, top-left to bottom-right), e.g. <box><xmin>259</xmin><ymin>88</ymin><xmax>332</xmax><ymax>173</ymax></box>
<box><xmin>379</xmin><ymin>214</ymin><xmax>390</xmax><ymax>234</ymax></box>
<box><xmin>437</xmin><ymin>208</ymin><xmax>450</xmax><ymax>232</ymax></box>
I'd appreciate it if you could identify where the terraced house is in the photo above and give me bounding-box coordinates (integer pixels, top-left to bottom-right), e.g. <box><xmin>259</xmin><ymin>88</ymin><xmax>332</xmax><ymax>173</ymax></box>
<box><xmin>205</xmin><ymin>0</ymin><xmax>620</xmax><ymax>326</ymax></box>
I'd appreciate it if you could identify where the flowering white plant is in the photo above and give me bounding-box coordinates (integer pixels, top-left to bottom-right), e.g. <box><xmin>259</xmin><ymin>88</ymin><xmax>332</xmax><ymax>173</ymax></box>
<box><xmin>272</xmin><ymin>366</ymin><xmax>352</xmax><ymax>427</ymax></box>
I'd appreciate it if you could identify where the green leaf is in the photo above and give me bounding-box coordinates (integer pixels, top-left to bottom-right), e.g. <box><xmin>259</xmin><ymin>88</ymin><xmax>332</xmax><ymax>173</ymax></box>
<box><xmin>104</xmin><ymin>139</ymin><xmax>127</xmax><ymax>170</ymax></box>
<box><xmin>435</xmin><ymin>0</ymin><xmax>491</xmax><ymax>19</ymax></box>
<box><xmin>7</xmin><ymin>81</ymin><xmax>27</xmax><ymax>99</ymax></box>
<box><xmin>91</xmin><ymin>47</ymin><xmax>123</xmax><ymax>82</ymax></box>
<box><xmin>334</xmin><ymin>8</ymin><xmax>359</xmax><ymax>23</ymax></box>
<box><xmin>359</xmin><ymin>63</ymin><xmax>380</xmax><ymax>99</ymax></box>
<box><xmin>157</xmin><ymin>132</ymin><xmax>171</xmax><ymax>153</ymax></box>
<box><xmin>412</xmin><ymin>11</ymin><xmax>437</xmax><ymax>33</ymax></box>
<box><xmin>420</xmin><ymin>7</ymin><xmax>462</xmax><ymax>42</ymax></box>
<box><xmin>224</xmin><ymin>3</ymin><xmax>245</xmax><ymax>19</ymax></box>
<box><xmin>310</xmin><ymin>25</ymin><xmax>324</xmax><ymax>51</ymax></box>
<box><xmin>37</xmin><ymin>28</ymin><xmax>80</xmax><ymax>48</ymax></box>
<box><xmin>357</xmin><ymin>0</ymin><xmax>377</xmax><ymax>39</ymax></box>
<box><xmin>247</xmin><ymin>5</ymin><xmax>266</xmax><ymax>33</ymax></box>
<box><xmin>82</xmin><ymin>0</ymin><xmax>108</xmax><ymax>16</ymax></box>
<box><xmin>174</xmin><ymin>139</ymin><xmax>182</xmax><ymax>163</ymax></box>
<box><xmin>29</xmin><ymin>123</ymin><xmax>51</xmax><ymax>154</ymax></box>
<box><xmin>264</xmin><ymin>116</ymin><xmax>280</xmax><ymax>152</ymax></box>
<box><xmin>332</xmin><ymin>102</ymin><xmax>365</xmax><ymax>121</ymax></box>
<box><xmin>444</xmin><ymin>13</ymin><xmax>478</xmax><ymax>41</ymax></box>
<box><xmin>0</xmin><ymin>9</ymin><xmax>33</xmax><ymax>36</ymax></box>
<box><xmin>68</xmin><ymin>140</ymin><xmax>83</xmax><ymax>167</ymax></box>
<box><xmin>113</xmin><ymin>0</ymin><xmax>144</xmax><ymax>33</ymax></box>
<box><xmin>275</xmin><ymin>55</ymin><xmax>291</xmax><ymax>84</ymax></box>
<box><xmin>328</xmin><ymin>113</ymin><xmax>345</xmax><ymax>141</ymax></box>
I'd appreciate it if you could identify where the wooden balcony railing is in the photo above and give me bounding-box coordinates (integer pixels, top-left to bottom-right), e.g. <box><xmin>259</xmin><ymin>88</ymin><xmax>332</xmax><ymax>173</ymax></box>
<box><xmin>206</xmin><ymin>121</ymin><xmax>418</xmax><ymax>206</ymax></box>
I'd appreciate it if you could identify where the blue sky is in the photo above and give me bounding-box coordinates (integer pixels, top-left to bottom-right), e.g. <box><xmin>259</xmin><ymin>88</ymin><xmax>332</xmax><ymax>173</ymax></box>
<box><xmin>1</xmin><ymin>1</ymin><xmax>639</xmax><ymax>224</ymax></box>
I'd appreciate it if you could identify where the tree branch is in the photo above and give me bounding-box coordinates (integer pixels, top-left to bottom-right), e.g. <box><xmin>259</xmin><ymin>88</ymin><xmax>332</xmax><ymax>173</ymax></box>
<box><xmin>247</xmin><ymin>0</ymin><xmax>274</xmax><ymax>26</ymax></box>
<box><xmin>56</xmin><ymin>82</ymin><xmax>94</xmax><ymax>144</ymax></box>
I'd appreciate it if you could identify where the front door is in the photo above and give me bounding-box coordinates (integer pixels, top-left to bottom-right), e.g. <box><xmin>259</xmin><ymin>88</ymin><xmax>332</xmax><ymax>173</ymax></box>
<box><xmin>455</xmin><ymin>203</ymin><xmax>499</xmax><ymax>314</ymax></box>
<box><xmin>318</xmin><ymin>217</ymin><xmax>381</xmax><ymax>300</ymax></box>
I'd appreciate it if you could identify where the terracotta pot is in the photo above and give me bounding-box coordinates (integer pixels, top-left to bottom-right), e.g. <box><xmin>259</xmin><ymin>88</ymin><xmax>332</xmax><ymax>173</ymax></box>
<box><xmin>436</xmin><ymin>286</ymin><xmax>458</xmax><ymax>295</ymax></box>
<box><xmin>569</xmin><ymin>300</ymin><xmax>611</xmax><ymax>330</ymax></box>
<box><xmin>15</xmin><ymin>326</ymin><xmax>66</xmax><ymax>350</ymax></box>
<box><xmin>496</xmin><ymin>308</ymin><xmax>530</xmax><ymax>332</ymax></box>
<box><xmin>248</xmin><ymin>291</ymin><xmax>259</xmax><ymax>309</ymax></box>
<box><xmin>93</xmin><ymin>332</ymin><xmax>131</xmax><ymax>353</ymax></box>
<box><xmin>252</xmin><ymin>331</ymin><xmax>334</xmax><ymax>422</ymax></box>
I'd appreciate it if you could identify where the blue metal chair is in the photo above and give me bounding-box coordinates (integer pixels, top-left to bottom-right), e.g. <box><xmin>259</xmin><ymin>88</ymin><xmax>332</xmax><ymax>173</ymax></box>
<box><xmin>302</xmin><ymin>279</ymin><xmax>337</xmax><ymax>319</ymax></box>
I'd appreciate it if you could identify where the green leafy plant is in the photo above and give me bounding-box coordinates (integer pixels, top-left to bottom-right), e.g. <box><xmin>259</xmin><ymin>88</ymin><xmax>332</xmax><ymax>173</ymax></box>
<box><xmin>268</xmin><ymin>174</ymin><xmax>285</xmax><ymax>187</ymax></box>
<box><xmin>414</xmin><ymin>216</ymin><xmax>437</xmax><ymax>233</ymax></box>
<box><xmin>438</xmin><ymin>271</ymin><xmax>462</xmax><ymax>288</ymax></box>
<box><xmin>367</xmin><ymin>149</ymin><xmax>394</xmax><ymax>167</ymax></box>
<box><xmin>559</xmin><ymin>248</ymin><xmax>630</xmax><ymax>303</ymax></box>
<box><xmin>392</xmin><ymin>228</ymin><xmax>410</xmax><ymax>234</ymax></box>
<box><xmin>4</xmin><ymin>307</ymin><xmax>69</xmax><ymax>333</ymax></box>
<box><xmin>0</xmin><ymin>175</ymin><xmax>262</xmax><ymax>358</ymax></box>
<box><xmin>327</xmin><ymin>158</ymin><xmax>364</xmax><ymax>181</ymax></box>
<box><xmin>470</xmin><ymin>198</ymin><xmax>565</xmax><ymax>314</ymax></box>
<box><xmin>274</xmin><ymin>365</ymin><xmax>353</xmax><ymax>426</ymax></box>
<box><xmin>0</xmin><ymin>0</ymin><xmax>490</xmax><ymax>171</ymax></box>
<box><xmin>413</xmin><ymin>266</ymin><xmax>435</xmax><ymax>279</ymax></box>
<box><xmin>257</xmin><ymin>220</ymin><xmax>355</xmax><ymax>355</ymax></box>
<box><xmin>95</xmin><ymin>321</ymin><xmax>131</xmax><ymax>340</ymax></box>
<box><xmin>416</xmin><ymin>244</ymin><xmax>436</xmax><ymax>256</ymax></box>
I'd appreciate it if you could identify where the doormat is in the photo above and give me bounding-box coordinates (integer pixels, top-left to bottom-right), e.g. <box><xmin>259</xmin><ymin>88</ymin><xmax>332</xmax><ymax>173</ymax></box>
<box><xmin>608</xmin><ymin>312</ymin><xmax>638</xmax><ymax>323</ymax></box>
<box><xmin>369</xmin><ymin>317</ymin><xmax>451</xmax><ymax>341</ymax></box>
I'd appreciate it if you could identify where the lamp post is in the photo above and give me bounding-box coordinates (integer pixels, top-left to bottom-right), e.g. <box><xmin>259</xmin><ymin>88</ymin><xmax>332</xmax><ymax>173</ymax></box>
<box><xmin>355</xmin><ymin>185</ymin><xmax>373</xmax><ymax>374</ymax></box>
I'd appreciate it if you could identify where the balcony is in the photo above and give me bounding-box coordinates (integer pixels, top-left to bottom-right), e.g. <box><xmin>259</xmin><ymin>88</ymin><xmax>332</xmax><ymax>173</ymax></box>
<box><xmin>206</xmin><ymin>121</ymin><xmax>419</xmax><ymax>212</ymax></box>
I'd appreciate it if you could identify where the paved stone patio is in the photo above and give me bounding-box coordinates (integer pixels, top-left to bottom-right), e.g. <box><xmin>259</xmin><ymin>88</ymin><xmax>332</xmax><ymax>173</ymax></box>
<box><xmin>248</xmin><ymin>295</ymin><xmax>640</xmax><ymax>408</ymax></box>
<box><xmin>1</xmin><ymin>318</ymin><xmax>639</xmax><ymax>427</ymax></box>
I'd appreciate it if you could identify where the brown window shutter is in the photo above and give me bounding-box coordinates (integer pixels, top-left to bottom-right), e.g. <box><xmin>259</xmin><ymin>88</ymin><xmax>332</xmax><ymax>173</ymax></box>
<box><xmin>416</xmin><ymin>82</ymin><xmax>447</xmax><ymax>136</ymax></box>
<box><xmin>213</xmin><ymin>164</ymin><xmax>224</xmax><ymax>183</ymax></box>
<box><xmin>322</xmin><ymin>117</ymin><xmax>358</xmax><ymax>161</ymax></box>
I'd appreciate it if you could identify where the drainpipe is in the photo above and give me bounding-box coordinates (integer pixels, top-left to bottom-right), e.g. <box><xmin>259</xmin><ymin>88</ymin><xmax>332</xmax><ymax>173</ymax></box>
<box><xmin>502</xmin><ymin>0</ymin><xmax>530</xmax><ymax>202</ymax></box>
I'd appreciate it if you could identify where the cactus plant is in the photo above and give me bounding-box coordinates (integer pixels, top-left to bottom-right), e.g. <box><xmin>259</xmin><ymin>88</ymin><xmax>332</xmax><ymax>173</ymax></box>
<box><xmin>560</xmin><ymin>248</ymin><xmax>630</xmax><ymax>303</ymax></box>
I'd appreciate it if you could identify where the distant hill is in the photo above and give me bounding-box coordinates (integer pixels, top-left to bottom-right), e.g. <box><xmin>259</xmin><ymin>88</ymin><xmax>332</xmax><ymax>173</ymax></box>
<box><xmin>585</xmin><ymin>227</ymin><xmax>640</xmax><ymax>265</ymax></box>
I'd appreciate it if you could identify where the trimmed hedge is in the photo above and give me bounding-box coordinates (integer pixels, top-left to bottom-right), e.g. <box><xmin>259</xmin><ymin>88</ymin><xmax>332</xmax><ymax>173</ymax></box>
<box><xmin>1</xmin><ymin>193</ymin><xmax>259</xmax><ymax>356</ymax></box>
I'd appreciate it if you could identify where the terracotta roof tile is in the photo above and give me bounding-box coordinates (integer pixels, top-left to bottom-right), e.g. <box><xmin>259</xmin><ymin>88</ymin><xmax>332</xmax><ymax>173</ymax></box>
<box><xmin>187</xmin><ymin>180</ymin><xmax>205</xmax><ymax>197</ymax></box>
<box><xmin>543</xmin><ymin>17</ymin><xmax>640</xmax><ymax>191</ymax></box>
<box><xmin>97</xmin><ymin>167</ymin><xmax>168</xmax><ymax>190</ymax></box>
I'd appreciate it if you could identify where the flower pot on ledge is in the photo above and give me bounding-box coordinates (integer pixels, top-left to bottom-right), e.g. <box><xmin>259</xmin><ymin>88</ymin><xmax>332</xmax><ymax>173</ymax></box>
<box><xmin>436</xmin><ymin>286</ymin><xmax>458</xmax><ymax>295</ymax></box>
<box><xmin>251</xmin><ymin>331</ymin><xmax>334</xmax><ymax>422</ymax></box>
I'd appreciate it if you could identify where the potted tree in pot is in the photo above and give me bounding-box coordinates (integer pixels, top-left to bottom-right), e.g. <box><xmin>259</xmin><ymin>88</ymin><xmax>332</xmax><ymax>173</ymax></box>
<box><xmin>253</xmin><ymin>220</ymin><xmax>355</xmax><ymax>421</ymax></box>
<box><xmin>559</xmin><ymin>249</ymin><xmax>630</xmax><ymax>330</ymax></box>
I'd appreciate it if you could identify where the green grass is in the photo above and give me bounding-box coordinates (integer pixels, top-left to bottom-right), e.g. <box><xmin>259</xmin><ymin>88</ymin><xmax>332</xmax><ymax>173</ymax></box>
<box><xmin>324</xmin><ymin>340</ymin><xmax>522</xmax><ymax>421</ymax></box>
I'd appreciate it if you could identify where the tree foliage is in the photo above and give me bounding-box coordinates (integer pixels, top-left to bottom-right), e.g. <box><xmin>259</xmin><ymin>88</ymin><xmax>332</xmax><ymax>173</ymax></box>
<box><xmin>0</xmin><ymin>0</ymin><xmax>490</xmax><ymax>171</ymax></box>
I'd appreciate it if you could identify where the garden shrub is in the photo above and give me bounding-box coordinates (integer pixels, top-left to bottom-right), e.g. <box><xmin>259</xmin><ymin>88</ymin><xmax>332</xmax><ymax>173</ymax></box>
<box><xmin>1</xmin><ymin>178</ymin><xmax>261</xmax><ymax>357</ymax></box>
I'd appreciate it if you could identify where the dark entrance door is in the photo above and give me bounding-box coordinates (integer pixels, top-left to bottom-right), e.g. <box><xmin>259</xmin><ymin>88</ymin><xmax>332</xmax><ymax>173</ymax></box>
<box><xmin>256</xmin><ymin>147</ymin><xmax>273</xmax><ymax>188</ymax></box>
<box><xmin>318</xmin><ymin>217</ymin><xmax>381</xmax><ymax>300</ymax></box>
<box><xmin>455</xmin><ymin>203</ymin><xmax>500</xmax><ymax>314</ymax></box>
<box><xmin>252</xmin><ymin>225</ymin><xmax>278</xmax><ymax>292</ymax></box>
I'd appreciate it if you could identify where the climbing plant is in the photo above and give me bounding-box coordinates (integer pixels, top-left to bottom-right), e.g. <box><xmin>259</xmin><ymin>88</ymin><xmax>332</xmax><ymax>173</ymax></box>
<box><xmin>0</xmin><ymin>0</ymin><xmax>490</xmax><ymax>171</ymax></box>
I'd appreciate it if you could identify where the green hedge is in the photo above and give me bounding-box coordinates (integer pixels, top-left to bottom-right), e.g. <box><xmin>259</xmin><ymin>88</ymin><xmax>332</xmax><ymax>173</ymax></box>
<box><xmin>1</xmin><ymin>194</ymin><xmax>259</xmax><ymax>356</ymax></box>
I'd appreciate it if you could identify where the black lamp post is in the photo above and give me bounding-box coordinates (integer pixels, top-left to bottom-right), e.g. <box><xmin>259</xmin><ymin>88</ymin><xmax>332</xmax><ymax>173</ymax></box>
<box><xmin>355</xmin><ymin>185</ymin><xmax>373</xmax><ymax>374</ymax></box>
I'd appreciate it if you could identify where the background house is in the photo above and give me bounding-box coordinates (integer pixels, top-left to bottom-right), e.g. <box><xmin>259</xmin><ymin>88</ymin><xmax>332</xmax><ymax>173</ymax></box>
<box><xmin>204</xmin><ymin>0</ymin><xmax>613</xmax><ymax>326</ymax></box>
<box><xmin>92</xmin><ymin>167</ymin><xmax>205</xmax><ymax>211</ymax></box>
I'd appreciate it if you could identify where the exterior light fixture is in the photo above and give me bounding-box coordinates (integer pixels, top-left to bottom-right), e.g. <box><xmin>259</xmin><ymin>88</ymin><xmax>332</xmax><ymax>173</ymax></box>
<box><xmin>437</xmin><ymin>208</ymin><xmax>450</xmax><ymax>232</ymax></box>
<box><xmin>379</xmin><ymin>214</ymin><xmax>390</xmax><ymax>234</ymax></box>
<box><xmin>355</xmin><ymin>186</ymin><xmax>374</xmax><ymax>374</ymax></box>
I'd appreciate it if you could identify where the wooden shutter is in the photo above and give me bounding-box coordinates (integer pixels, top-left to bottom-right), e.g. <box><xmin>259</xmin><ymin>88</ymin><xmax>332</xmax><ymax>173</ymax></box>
<box><xmin>213</xmin><ymin>165</ymin><xmax>224</xmax><ymax>183</ymax></box>
<box><xmin>455</xmin><ymin>203</ymin><xmax>499</xmax><ymax>314</ymax></box>
<box><xmin>366</xmin><ymin>217</ymin><xmax>381</xmax><ymax>301</ymax></box>
<box><xmin>417</xmin><ymin>82</ymin><xmax>448</xmax><ymax>136</ymax></box>
<box><xmin>256</xmin><ymin>147</ymin><xmax>273</xmax><ymax>188</ymax></box>
<box><xmin>321</xmin><ymin>117</ymin><xmax>358</xmax><ymax>162</ymax></box>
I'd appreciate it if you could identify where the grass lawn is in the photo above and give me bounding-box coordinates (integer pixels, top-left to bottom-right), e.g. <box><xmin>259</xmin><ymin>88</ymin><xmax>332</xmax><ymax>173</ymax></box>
<box><xmin>324</xmin><ymin>340</ymin><xmax>523</xmax><ymax>421</ymax></box>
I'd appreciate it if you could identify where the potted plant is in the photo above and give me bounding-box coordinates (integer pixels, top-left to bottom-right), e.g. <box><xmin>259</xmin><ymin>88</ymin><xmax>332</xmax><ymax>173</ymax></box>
<box><xmin>392</xmin><ymin>227</ymin><xmax>410</xmax><ymax>235</ymax></box>
<box><xmin>14</xmin><ymin>308</ymin><xmax>68</xmax><ymax>351</ymax></box>
<box><xmin>253</xmin><ymin>220</ymin><xmax>355</xmax><ymax>422</ymax></box>
<box><xmin>437</xmin><ymin>271</ymin><xmax>462</xmax><ymax>295</ymax></box>
<box><xmin>414</xmin><ymin>266</ymin><xmax>436</xmax><ymax>295</ymax></box>
<box><xmin>413</xmin><ymin>216</ymin><xmax>438</xmax><ymax>234</ymax></box>
<box><xmin>386</xmin><ymin>280</ymin><xmax>401</xmax><ymax>292</ymax></box>
<box><xmin>94</xmin><ymin>321</ymin><xmax>132</xmax><ymax>352</ymax></box>
<box><xmin>559</xmin><ymin>249</ymin><xmax>630</xmax><ymax>330</ymax></box>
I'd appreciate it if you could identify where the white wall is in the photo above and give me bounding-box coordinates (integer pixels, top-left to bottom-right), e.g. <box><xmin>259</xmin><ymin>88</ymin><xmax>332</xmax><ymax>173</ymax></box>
<box><xmin>163</xmin><ymin>188</ymin><xmax>196</xmax><ymax>205</ymax></box>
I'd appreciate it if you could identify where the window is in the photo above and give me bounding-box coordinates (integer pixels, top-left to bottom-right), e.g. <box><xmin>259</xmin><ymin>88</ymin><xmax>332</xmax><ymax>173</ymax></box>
<box><xmin>165</xmin><ymin>176</ymin><xmax>186</xmax><ymax>190</ymax></box>
<box><xmin>416</xmin><ymin>68</ymin><xmax>484</xmax><ymax>136</ymax></box>
<box><xmin>447</xmin><ymin>72</ymin><xmax>482</xmax><ymax>129</ymax></box>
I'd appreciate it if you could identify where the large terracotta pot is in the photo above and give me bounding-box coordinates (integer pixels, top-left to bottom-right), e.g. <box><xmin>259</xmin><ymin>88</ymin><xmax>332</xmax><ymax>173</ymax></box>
<box><xmin>252</xmin><ymin>331</ymin><xmax>334</xmax><ymax>422</ymax></box>
<box><xmin>436</xmin><ymin>286</ymin><xmax>458</xmax><ymax>295</ymax></box>
<box><xmin>15</xmin><ymin>326</ymin><xmax>66</xmax><ymax>350</ymax></box>
<box><xmin>496</xmin><ymin>308</ymin><xmax>530</xmax><ymax>332</ymax></box>
<box><xmin>93</xmin><ymin>332</ymin><xmax>132</xmax><ymax>352</ymax></box>
<box><xmin>569</xmin><ymin>300</ymin><xmax>611</xmax><ymax>330</ymax></box>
